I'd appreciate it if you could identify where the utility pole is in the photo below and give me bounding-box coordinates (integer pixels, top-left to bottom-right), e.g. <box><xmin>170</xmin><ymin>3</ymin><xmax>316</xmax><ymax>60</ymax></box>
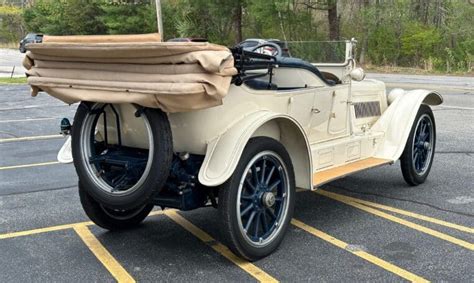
<box><xmin>155</xmin><ymin>0</ymin><xmax>164</xmax><ymax>41</ymax></box>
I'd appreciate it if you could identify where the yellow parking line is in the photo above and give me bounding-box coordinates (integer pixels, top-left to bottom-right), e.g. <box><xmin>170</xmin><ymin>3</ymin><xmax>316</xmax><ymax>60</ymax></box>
<box><xmin>0</xmin><ymin>222</ymin><xmax>91</xmax><ymax>240</ymax></box>
<box><xmin>74</xmin><ymin>225</ymin><xmax>135</xmax><ymax>283</ymax></box>
<box><xmin>0</xmin><ymin>161</ymin><xmax>61</xmax><ymax>170</ymax></box>
<box><xmin>291</xmin><ymin>219</ymin><xmax>428</xmax><ymax>282</ymax></box>
<box><xmin>0</xmin><ymin>134</ymin><xmax>63</xmax><ymax>143</ymax></box>
<box><xmin>318</xmin><ymin>190</ymin><xmax>473</xmax><ymax>234</ymax></box>
<box><xmin>0</xmin><ymin>117</ymin><xmax>56</xmax><ymax>123</ymax></box>
<box><xmin>148</xmin><ymin>210</ymin><xmax>165</xmax><ymax>217</ymax></box>
<box><xmin>165</xmin><ymin>210</ymin><xmax>278</xmax><ymax>283</ymax></box>
<box><xmin>316</xmin><ymin>190</ymin><xmax>474</xmax><ymax>251</ymax></box>
<box><xmin>0</xmin><ymin>211</ymin><xmax>164</xmax><ymax>240</ymax></box>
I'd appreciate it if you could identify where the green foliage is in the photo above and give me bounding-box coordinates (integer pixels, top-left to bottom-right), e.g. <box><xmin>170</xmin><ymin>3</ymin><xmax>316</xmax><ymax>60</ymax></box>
<box><xmin>167</xmin><ymin>0</ymin><xmax>243</xmax><ymax>45</ymax></box>
<box><xmin>10</xmin><ymin>0</ymin><xmax>474</xmax><ymax>73</ymax></box>
<box><xmin>367</xmin><ymin>26</ymin><xmax>399</xmax><ymax>65</ymax></box>
<box><xmin>23</xmin><ymin>0</ymin><xmax>106</xmax><ymax>35</ymax></box>
<box><xmin>0</xmin><ymin>5</ymin><xmax>24</xmax><ymax>43</ymax></box>
<box><xmin>100</xmin><ymin>1</ymin><xmax>157</xmax><ymax>34</ymax></box>
<box><xmin>245</xmin><ymin>1</ymin><xmax>325</xmax><ymax>42</ymax></box>
<box><xmin>400</xmin><ymin>22</ymin><xmax>442</xmax><ymax>66</ymax></box>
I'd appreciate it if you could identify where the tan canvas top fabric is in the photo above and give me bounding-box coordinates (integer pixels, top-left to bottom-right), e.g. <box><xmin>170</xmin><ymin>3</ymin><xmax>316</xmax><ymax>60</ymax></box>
<box><xmin>25</xmin><ymin>34</ymin><xmax>237</xmax><ymax>112</ymax></box>
<box><xmin>42</xmin><ymin>33</ymin><xmax>162</xmax><ymax>43</ymax></box>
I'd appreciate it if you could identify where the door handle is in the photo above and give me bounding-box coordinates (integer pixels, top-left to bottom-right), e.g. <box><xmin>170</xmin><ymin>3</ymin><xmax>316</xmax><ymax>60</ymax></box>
<box><xmin>311</xmin><ymin>108</ymin><xmax>320</xmax><ymax>114</ymax></box>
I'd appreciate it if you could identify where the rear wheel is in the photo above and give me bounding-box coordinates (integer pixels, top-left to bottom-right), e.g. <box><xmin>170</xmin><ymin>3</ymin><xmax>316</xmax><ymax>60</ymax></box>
<box><xmin>218</xmin><ymin>137</ymin><xmax>295</xmax><ymax>261</ymax></box>
<box><xmin>400</xmin><ymin>104</ymin><xmax>436</xmax><ymax>186</ymax></box>
<box><xmin>79</xmin><ymin>182</ymin><xmax>154</xmax><ymax>230</ymax></box>
<box><xmin>71</xmin><ymin>102</ymin><xmax>172</xmax><ymax>209</ymax></box>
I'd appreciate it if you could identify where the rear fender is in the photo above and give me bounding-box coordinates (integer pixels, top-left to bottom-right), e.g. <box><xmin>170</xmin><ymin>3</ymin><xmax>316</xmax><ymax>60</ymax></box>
<box><xmin>198</xmin><ymin>111</ymin><xmax>312</xmax><ymax>189</ymax></box>
<box><xmin>372</xmin><ymin>89</ymin><xmax>443</xmax><ymax>160</ymax></box>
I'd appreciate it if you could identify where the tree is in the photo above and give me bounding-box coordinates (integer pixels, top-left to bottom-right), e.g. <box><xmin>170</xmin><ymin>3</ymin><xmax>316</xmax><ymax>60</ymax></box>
<box><xmin>0</xmin><ymin>5</ymin><xmax>24</xmax><ymax>43</ymax></box>
<box><xmin>300</xmin><ymin>0</ymin><xmax>340</xmax><ymax>40</ymax></box>
<box><xmin>233</xmin><ymin>0</ymin><xmax>245</xmax><ymax>43</ymax></box>
<box><xmin>100</xmin><ymin>1</ymin><xmax>157</xmax><ymax>35</ymax></box>
<box><xmin>23</xmin><ymin>0</ymin><xmax>106</xmax><ymax>35</ymax></box>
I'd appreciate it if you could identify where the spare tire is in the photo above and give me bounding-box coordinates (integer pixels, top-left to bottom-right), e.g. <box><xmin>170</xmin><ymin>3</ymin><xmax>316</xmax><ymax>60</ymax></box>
<box><xmin>71</xmin><ymin>102</ymin><xmax>172</xmax><ymax>209</ymax></box>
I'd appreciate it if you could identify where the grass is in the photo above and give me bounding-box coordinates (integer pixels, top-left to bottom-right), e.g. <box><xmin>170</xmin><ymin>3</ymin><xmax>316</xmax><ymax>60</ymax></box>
<box><xmin>0</xmin><ymin>42</ymin><xmax>18</xmax><ymax>49</ymax></box>
<box><xmin>0</xmin><ymin>77</ymin><xmax>27</xmax><ymax>84</ymax></box>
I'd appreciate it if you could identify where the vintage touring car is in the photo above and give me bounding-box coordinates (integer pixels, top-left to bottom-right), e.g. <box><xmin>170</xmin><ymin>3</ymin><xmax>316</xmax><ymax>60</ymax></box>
<box><xmin>24</xmin><ymin>34</ymin><xmax>442</xmax><ymax>260</ymax></box>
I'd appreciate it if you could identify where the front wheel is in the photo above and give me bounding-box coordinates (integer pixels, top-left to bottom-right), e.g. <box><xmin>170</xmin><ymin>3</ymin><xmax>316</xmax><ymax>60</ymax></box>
<box><xmin>400</xmin><ymin>104</ymin><xmax>436</xmax><ymax>186</ymax></box>
<box><xmin>218</xmin><ymin>137</ymin><xmax>295</xmax><ymax>261</ymax></box>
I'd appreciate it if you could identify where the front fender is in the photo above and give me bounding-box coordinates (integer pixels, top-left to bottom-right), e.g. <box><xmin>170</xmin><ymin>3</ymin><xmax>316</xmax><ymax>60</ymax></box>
<box><xmin>198</xmin><ymin>110</ymin><xmax>312</xmax><ymax>188</ymax></box>
<box><xmin>372</xmin><ymin>89</ymin><xmax>443</xmax><ymax>160</ymax></box>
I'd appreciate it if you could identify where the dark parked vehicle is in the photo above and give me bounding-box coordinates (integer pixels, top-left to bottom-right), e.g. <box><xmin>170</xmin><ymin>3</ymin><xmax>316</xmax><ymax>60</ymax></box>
<box><xmin>237</xmin><ymin>38</ymin><xmax>290</xmax><ymax>57</ymax></box>
<box><xmin>167</xmin><ymin>38</ymin><xmax>208</xmax><ymax>42</ymax></box>
<box><xmin>19</xmin><ymin>33</ymin><xmax>43</xmax><ymax>53</ymax></box>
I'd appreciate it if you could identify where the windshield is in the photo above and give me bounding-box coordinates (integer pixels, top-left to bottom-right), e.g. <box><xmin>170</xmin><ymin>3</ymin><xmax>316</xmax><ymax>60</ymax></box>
<box><xmin>286</xmin><ymin>41</ymin><xmax>347</xmax><ymax>64</ymax></box>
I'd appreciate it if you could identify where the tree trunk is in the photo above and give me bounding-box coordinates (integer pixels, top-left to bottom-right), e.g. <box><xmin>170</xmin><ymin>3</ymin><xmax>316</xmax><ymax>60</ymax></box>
<box><xmin>359</xmin><ymin>0</ymin><xmax>370</xmax><ymax>65</ymax></box>
<box><xmin>327</xmin><ymin>1</ymin><xmax>339</xmax><ymax>40</ymax></box>
<box><xmin>233</xmin><ymin>0</ymin><xmax>243</xmax><ymax>44</ymax></box>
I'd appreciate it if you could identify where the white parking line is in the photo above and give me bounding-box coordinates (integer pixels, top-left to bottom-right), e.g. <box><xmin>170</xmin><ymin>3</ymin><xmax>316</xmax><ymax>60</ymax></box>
<box><xmin>0</xmin><ymin>104</ymin><xmax>67</xmax><ymax>111</ymax></box>
<box><xmin>0</xmin><ymin>117</ymin><xmax>56</xmax><ymax>123</ymax></box>
<box><xmin>437</xmin><ymin>105</ymin><xmax>474</xmax><ymax>111</ymax></box>
<box><xmin>0</xmin><ymin>134</ymin><xmax>63</xmax><ymax>143</ymax></box>
<box><xmin>0</xmin><ymin>161</ymin><xmax>60</xmax><ymax>170</ymax></box>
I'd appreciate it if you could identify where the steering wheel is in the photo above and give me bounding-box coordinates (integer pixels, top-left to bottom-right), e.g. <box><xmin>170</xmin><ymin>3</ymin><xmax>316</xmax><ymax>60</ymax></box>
<box><xmin>251</xmin><ymin>42</ymin><xmax>282</xmax><ymax>57</ymax></box>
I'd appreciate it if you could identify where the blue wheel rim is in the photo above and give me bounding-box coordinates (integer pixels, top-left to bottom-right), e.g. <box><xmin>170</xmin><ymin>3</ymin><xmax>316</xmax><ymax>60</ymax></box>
<box><xmin>412</xmin><ymin>114</ymin><xmax>434</xmax><ymax>175</ymax></box>
<box><xmin>237</xmin><ymin>151</ymin><xmax>290</xmax><ymax>247</ymax></box>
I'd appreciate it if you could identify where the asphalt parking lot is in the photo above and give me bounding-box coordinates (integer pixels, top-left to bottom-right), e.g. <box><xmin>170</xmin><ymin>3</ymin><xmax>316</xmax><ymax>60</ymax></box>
<box><xmin>0</xmin><ymin>49</ymin><xmax>26</xmax><ymax>78</ymax></box>
<box><xmin>0</xmin><ymin>76</ymin><xmax>473</xmax><ymax>282</ymax></box>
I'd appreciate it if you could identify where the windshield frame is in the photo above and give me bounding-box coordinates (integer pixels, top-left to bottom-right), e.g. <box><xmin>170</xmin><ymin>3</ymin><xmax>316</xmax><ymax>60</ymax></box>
<box><xmin>285</xmin><ymin>39</ymin><xmax>356</xmax><ymax>67</ymax></box>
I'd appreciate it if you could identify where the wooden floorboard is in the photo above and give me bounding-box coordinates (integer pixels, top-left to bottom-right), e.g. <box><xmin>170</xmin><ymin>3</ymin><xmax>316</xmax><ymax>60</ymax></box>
<box><xmin>313</xmin><ymin>157</ymin><xmax>391</xmax><ymax>186</ymax></box>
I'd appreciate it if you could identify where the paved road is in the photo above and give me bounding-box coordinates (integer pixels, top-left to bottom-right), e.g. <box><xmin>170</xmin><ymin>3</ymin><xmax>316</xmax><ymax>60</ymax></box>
<box><xmin>0</xmin><ymin>78</ymin><xmax>473</xmax><ymax>282</ymax></box>
<box><xmin>0</xmin><ymin>49</ymin><xmax>26</xmax><ymax>78</ymax></box>
<box><xmin>367</xmin><ymin>73</ymin><xmax>474</xmax><ymax>91</ymax></box>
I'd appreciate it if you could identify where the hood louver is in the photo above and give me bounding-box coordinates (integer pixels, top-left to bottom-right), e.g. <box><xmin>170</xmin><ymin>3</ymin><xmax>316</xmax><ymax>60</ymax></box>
<box><xmin>353</xmin><ymin>101</ymin><xmax>381</xmax><ymax>118</ymax></box>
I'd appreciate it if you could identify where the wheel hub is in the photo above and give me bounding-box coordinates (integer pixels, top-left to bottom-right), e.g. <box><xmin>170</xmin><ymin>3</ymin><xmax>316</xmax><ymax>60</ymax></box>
<box><xmin>423</xmin><ymin>141</ymin><xmax>431</xmax><ymax>151</ymax></box>
<box><xmin>262</xmin><ymin>192</ymin><xmax>276</xmax><ymax>208</ymax></box>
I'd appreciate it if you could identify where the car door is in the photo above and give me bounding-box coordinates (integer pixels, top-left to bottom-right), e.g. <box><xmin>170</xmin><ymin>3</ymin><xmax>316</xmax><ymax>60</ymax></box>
<box><xmin>309</xmin><ymin>84</ymin><xmax>350</xmax><ymax>144</ymax></box>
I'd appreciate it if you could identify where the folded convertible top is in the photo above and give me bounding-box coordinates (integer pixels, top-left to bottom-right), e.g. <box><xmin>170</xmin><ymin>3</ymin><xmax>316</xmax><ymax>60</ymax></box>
<box><xmin>24</xmin><ymin>33</ymin><xmax>237</xmax><ymax>112</ymax></box>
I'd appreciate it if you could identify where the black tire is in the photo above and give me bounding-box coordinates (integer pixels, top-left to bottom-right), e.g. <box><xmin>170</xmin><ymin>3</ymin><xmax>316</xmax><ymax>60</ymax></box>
<box><xmin>79</xmin><ymin>181</ymin><xmax>154</xmax><ymax>230</ymax></box>
<box><xmin>218</xmin><ymin>137</ymin><xmax>295</xmax><ymax>261</ymax></box>
<box><xmin>400</xmin><ymin>104</ymin><xmax>436</xmax><ymax>186</ymax></box>
<box><xmin>72</xmin><ymin>102</ymin><xmax>172</xmax><ymax>209</ymax></box>
<box><xmin>19</xmin><ymin>47</ymin><xmax>26</xmax><ymax>53</ymax></box>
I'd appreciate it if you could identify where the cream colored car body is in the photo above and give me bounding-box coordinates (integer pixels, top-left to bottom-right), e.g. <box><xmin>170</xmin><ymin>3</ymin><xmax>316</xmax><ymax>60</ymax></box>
<box><xmin>168</xmin><ymin>74</ymin><xmax>441</xmax><ymax>190</ymax></box>
<box><xmin>61</xmin><ymin>40</ymin><xmax>443</xmax><ymax>190</ymax></box>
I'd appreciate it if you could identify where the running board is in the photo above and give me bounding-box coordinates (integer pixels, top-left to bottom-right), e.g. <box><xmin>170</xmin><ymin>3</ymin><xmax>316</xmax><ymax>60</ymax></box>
<box><xmin>313</xmin><ymin>158</ymin><xmax>392</xmax><ymax>187</ymax></box>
